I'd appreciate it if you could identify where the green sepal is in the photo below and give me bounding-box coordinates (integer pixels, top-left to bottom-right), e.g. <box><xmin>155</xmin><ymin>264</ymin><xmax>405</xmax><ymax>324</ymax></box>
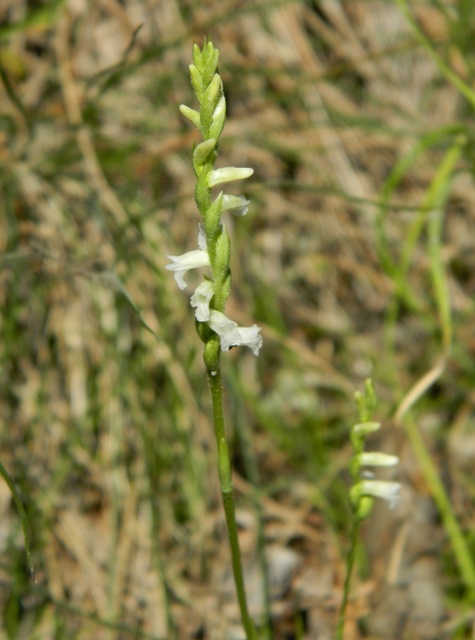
<box><xmin>355</xmin><ymin>379</ymin><xmax>378</xmax><ymax>422</ymax></box>
<box><xmin>203</xmin><ymin>334</ymin><xmax>220</xmax><ymax>371</ymax></box>
<box><xmin>200</xmin><ymin>74</ymin><xmax>222</xmax><ymax>136</ymax></box>
<box><xmin>209</xmin><ymin>95</ymin><xmax>226</xmax><ymax>140</ymax></box>
<box><xmin>213</xmin><ymin>226</ymin><xmax>232</xmax><ymax>308</ymax></box>
<box><xmin>356</xmin><ymin>495</ymin><xmax>374</xmax><ymax>521</ymax></box>
<box><xmin>195</xmin><ymin>169</ymin><xmax>211</xmax><ymax>217</ymax></box>
<box><xmin>202</xmin><ymin>46</ymin><xmax>219</xmax><ymax>88</ymax></box>
<box><xmin>193</xmin><ymin>138</ymin><xmax>217</xmax><ymax>168</ymax></box>
<box><xmin>196</xmin><ymin>317</ymin><xmax>213</xmax><ymax>343</ymax></box>
<box><xmin>204</xmin><ymin>192</ymin><xmax>224</xmax><ymax>234</ymax></box>
<box><xmin>219</xmin><ymin>272</ymin><xmax>231</xmax><ymax>310</ymax></box>
<box><xmin>192</xmin><ymin>43</ymin><xmax>203</xmax><ymax>71</ymax></box>
<box><xmin>202</xmin><ymin>39</ymin><xmax>214</xmax><ymax>61</ymax></box>
<box><xmin>179</xmin><ymin>104</ymin><xmax>201</xmax><ymax>131</ymax></box>
<box><xmin>215</xmin><ymin>223</ymin><xmax>231</xmax><ymax>272</ymax></box>
<box><xmin>190</xmin><ymin>64</ymin><xmax>204</xmax><ymax>102</ymax></box>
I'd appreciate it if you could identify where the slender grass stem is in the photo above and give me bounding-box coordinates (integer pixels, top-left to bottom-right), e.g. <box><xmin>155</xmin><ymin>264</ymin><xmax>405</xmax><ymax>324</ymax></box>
<box><xmin>0</xmin><ymin>458</ymin><xmax>35</xmax><ymax>582</ymax></box>
<box><xmin>207</xmin><ymin>362</ymin><xmax>258</xmax><ymax>640</ymax></box>
<box><xmin>402</xmin><ymin>413</ymin><xmax>475</xmax><ymax>601</ymax></box>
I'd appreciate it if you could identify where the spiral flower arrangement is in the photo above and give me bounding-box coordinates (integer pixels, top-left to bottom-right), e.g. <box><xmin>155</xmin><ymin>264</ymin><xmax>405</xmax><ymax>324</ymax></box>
<box><xmin>349</xmin><ymin>380</ymin><xmax>401</xmax><ymax>520</ymax></box>
<box><xmin>167</xmin><ymin>39</ymin><xmax>262</xmax><ymax>370</ymax></box>
<box><xmin>336</xmin><ymin>379</ymin><xmax>401</xmax><ymax>640</ymax></box>
<box><xmin>167</xmin><ymin>40</ymin><xmax>259</xmax><ymax>640</ymax></box>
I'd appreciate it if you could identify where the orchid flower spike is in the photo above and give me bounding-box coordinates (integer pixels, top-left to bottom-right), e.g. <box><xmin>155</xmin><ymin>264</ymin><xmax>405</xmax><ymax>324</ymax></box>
<box><xmin>168</xmin><ymin>38</ymin><xmax>261</xmax><ymax>363</ymax></box>
<box><xmin>349</xmin><ymin>380</ymin><xmax>401</xmax><ymax>520</ymax></box>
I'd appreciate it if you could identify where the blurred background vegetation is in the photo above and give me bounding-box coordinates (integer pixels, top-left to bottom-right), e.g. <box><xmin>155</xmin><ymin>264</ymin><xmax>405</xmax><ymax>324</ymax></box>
<box><xmin>1</xmin><ymin>0</ymin><xmax>475</xmax><ymax>638</ymax></box>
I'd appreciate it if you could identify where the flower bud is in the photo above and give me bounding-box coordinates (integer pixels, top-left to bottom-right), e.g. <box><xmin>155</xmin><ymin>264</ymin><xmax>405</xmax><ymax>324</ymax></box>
<box><xmin>357</xmin><ymin>452</ymin><xmax>399</xmax><ymax>467</ymax></box>
<box><xmin>209</xmin><ymin>167</ymin><xmax>254</xmax><ymax>188</ymax></box>
<box><xmin>209</xmin><ymin>95</ymin><xmax>226</xmax><ymax>140</ymax></box>
<box><xmin>179</xmin><ymin>105</ymin><xmax>201</xmax><ymax>131</ymax></box>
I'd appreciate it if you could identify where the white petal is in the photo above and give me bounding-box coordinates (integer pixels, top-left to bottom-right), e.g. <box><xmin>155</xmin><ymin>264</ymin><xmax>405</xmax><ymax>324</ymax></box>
<box><xmin>233</xmin><ymin>325</ymin><xmax>262</xmax><ymax>356</ymax></box>
<box><xmin>166</xmin><ymin>250</ymin><xmax>210</xmax><ymax>290</ymax></box>
<box><xmin>357</xmin><ymin>453</ymin><xmax>399</xmax><ymax>467</ymax></box>
<box><xmin>221</xmin><ymin>194</ymin><xmax>250</xmax><ymax>216</ymax></box>
<box><xmin>198</xmin><ymin>224</ymin><xmax>207</xmax><ymax>251</ymax></box>
<box><xmin>190</xmin><ymin>280</ymin><xmax>214</xmax><ymax>321</ymax></box>
<box><xmin>209</xmin><ymin>167</ymin><xmax>254</xmax><ymax>188</ymax></box>
<box><xmin>357</xmin><ymin>480</ymin><xmax>401</xmax><ymax>509</ymax></box>
<box><xmin>208</xmin><ymin>310</ymin><xmax>240</xmax><ymax>350</ymax></box>
<box><xmin>208</xmin><ymin>310</ymin><xmax>262</xmax><ymax>356</ymax></box>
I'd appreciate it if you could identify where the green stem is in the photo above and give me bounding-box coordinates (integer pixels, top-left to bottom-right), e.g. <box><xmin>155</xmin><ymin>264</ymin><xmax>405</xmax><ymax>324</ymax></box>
<box><xmin>335</xmin><ymin>519</ymin><xmax>360</xmax><ymax>640</ymax></box>
<box><xmin>207</xmin><ymin>363</ymin><xmax>258</xmax><ymax>640</ymax></box>
<box><xmin>234</xmin><ymin>385</ymin><xmax>273</xmax><ymax>639</ymax></box>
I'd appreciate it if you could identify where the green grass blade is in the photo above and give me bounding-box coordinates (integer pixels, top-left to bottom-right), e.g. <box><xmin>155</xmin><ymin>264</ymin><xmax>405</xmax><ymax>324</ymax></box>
<box><xmin>0</xmin><ymin>458</ymin><xmax>35</xmax><ymax>582</ymax></box>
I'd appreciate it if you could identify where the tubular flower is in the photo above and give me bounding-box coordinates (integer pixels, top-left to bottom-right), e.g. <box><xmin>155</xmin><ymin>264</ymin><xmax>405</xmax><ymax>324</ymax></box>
<box><xmin>166</xmin><ymin>249</ymin><xmax>210</xmax><ymax>290</ymax></box>
<box><xmin>166</xmin><ymin>226</ymin><xmax>209</xmax><ymax>290</ymax></box>
<box><xmin>221</xmin><ymin>194</ymin><xmax>250</xmax><ymax>217</ymax></box>
<box><xmin>191</xmin><ymin>280</ymin><xmax>214</xmax><ymax>321</ymax></box>
<box><xmin>208</xmin><ymin>310</ymin><xmax>262</xmax><ymax>356</ymax></box>
<box><xmin>356</xmin><ymin>452</ymin><xmax>399</xmax><ymax>467</ymax></box>
<box><xmin>350</xmin><ymin>480</ymin><xmax>401</xmax><ymax>510</ymax></box>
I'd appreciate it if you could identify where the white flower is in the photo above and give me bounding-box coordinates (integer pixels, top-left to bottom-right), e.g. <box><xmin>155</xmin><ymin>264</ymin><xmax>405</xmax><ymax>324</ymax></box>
<box><xmin>208</xmin><ymin>310</ymin><xmax>262</xmax><ymax>356</ymax></box>
<box><xmin>191</xmin><ymin>280</ymin><xmax>214</xmax><ymax>321</ymax></box>
<box><xmin>209</xmin><ymin>167</ymin><xmax>254</xmax><ymax>188</ymax></box>
<box><xmin>352</xmin><ymin>422</ymin><xmax>381</xmax><ymax>436</ymax></box>
<box><xmin>221</xmin><ymin>194</ymin><xmax>250</xmax><ymax>217</ymax></box>
<box><xmin>166</xmin><ymin>250</ymin><xmax>210</xmax><ymax>290</ymax></box>
<box><xmin>357</xmin><ymin>452</ymin><xmax>399</xmax><ymax>467</ymax></box>
<box><xmin>166</xmin><ymin>226</ymin><xmax>209</xmax><ymax>290</ymax></box>
<box><xmin>351</xmin><ymin>480</ymin><xmax>401</xmax><ymax>510</ymax></box>
<box><xmin>233</xmin><ymin>325</ymin><xmax>262</xmax><ymax>355</ymax></box>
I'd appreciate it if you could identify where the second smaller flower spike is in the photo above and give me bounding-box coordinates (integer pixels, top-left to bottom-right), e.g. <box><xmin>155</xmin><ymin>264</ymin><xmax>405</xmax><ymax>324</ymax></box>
<box><xmin>208</xmin><ymin>310</ymin><xmax>262</xmax><ymax>356</ymax></box>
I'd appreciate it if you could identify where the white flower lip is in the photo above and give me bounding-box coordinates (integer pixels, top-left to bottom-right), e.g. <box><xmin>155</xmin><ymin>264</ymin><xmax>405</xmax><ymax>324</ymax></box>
<box><xmin>166</xmin><ymin>250</ymin><xmax>210</xmax><ymax>290</ymax></box>
<box><xmin>208</xmin><ymin>310</ymin><xmax>262</xmax><ymax>356</ymax></box>
<box><xmin>191</xmin><ymin>280</ymin><xmax>214</xmax><ymax>321</ymax></box>
<box><xmin>356</xmin><ymin>480</ymin><xmax>401</xmax><ymax>509</ymax></box>
<box><xmin>221</xmin><ymin>194</ymin><xmax>250</xmax><ymax>217</ymax></box>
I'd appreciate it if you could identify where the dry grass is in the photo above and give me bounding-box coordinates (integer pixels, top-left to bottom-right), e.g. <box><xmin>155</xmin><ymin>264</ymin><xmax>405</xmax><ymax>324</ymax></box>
<box><xmin>1</xmin><ymin>1</ymin><xmax>475</xmax><ymax>639</ymax></box>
